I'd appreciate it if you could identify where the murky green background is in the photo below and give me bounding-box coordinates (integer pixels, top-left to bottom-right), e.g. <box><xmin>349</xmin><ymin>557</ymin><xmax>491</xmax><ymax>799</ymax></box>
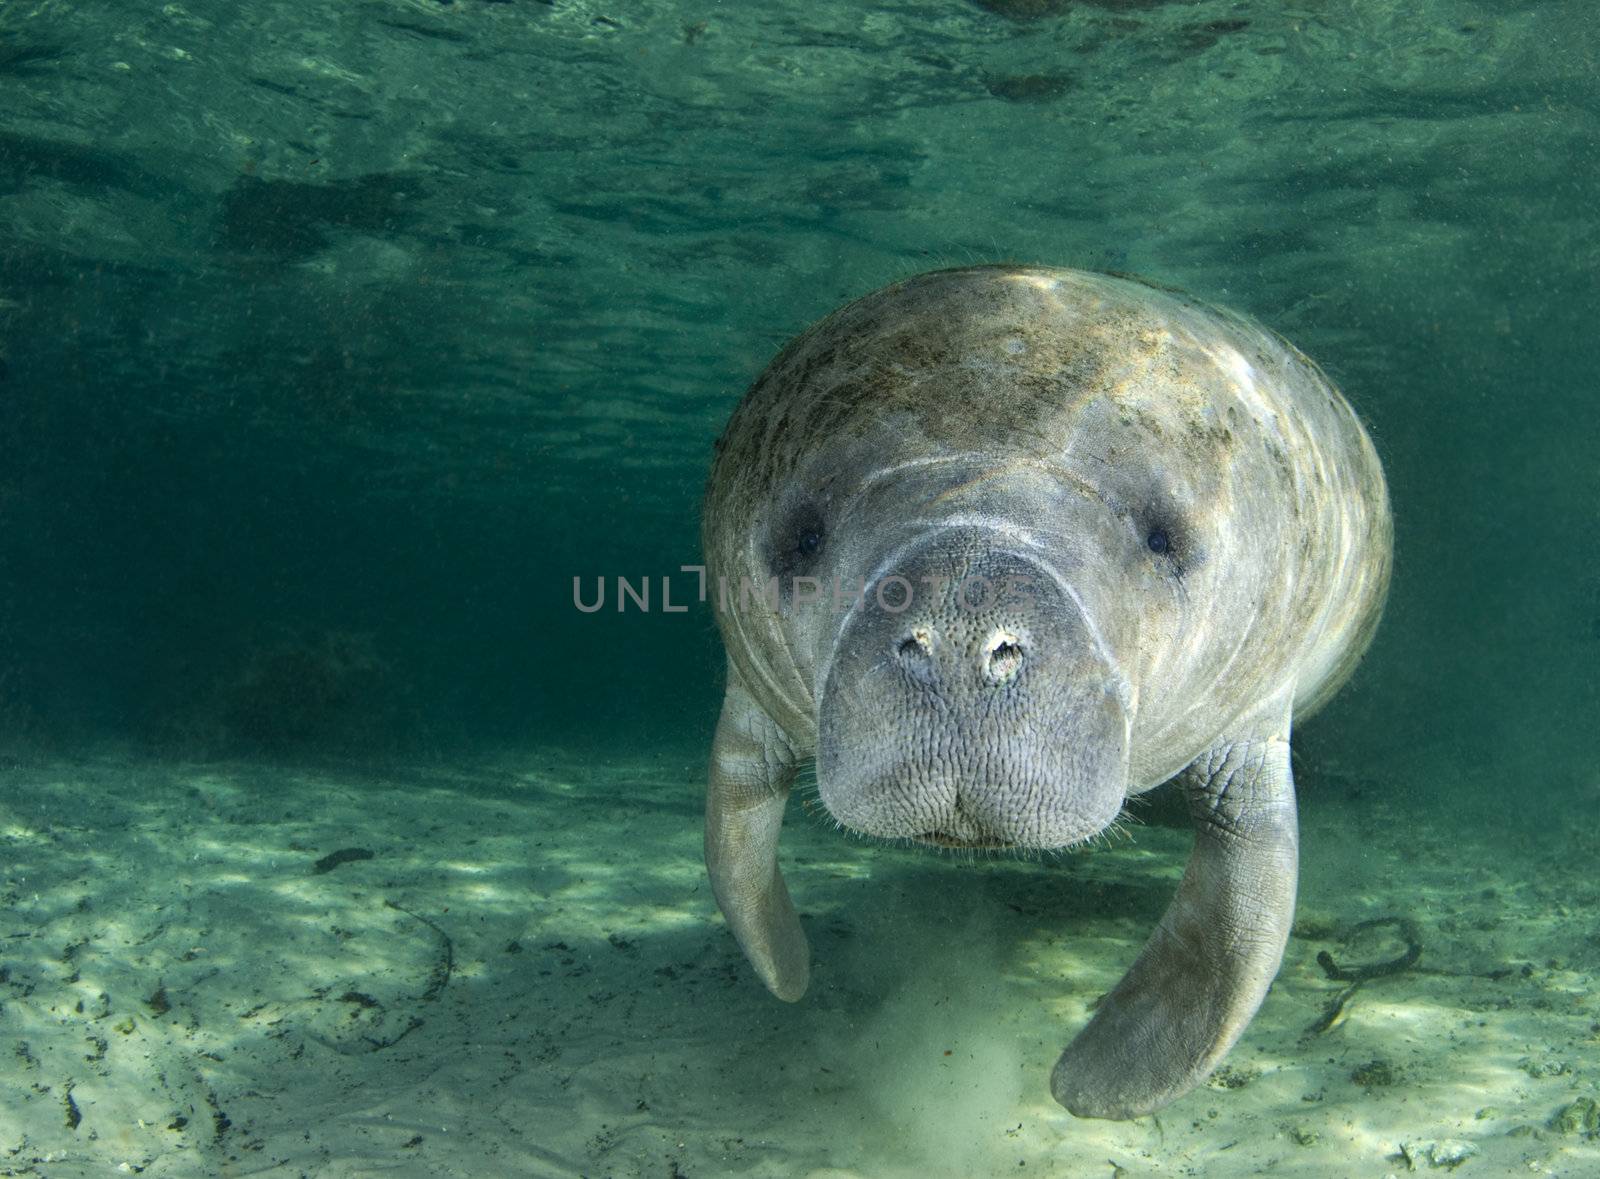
<box><xmin>2</xmin><ymin>2</ymin><xmax>1595</xmax><ymax>798</ymax></box>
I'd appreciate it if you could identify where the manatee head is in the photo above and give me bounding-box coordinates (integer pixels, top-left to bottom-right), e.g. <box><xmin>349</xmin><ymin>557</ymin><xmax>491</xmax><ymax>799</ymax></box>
<box><xmin>705</xmin><ymin>268</ymin><xmax>1249</xmax><ymax>852</ymax></box>
<box><xmin>768</xmin><ymin>437</ymin><xmax>1181</xmax><ymax>850</ymax></box>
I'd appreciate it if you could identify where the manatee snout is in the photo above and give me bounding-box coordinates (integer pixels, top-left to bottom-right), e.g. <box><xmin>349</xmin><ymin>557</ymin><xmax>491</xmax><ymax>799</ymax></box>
<box><xmin>817</xmin><ymin>535</ymin><xmax>1132</xmax><ymax>850</ymax></box>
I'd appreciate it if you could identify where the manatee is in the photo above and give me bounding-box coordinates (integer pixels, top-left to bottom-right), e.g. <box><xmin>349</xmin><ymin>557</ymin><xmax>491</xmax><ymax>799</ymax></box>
<box><xmin>699</xmin><ymin>265</ymin><xmax>1392</xmax><ymax>1119</ymax></box>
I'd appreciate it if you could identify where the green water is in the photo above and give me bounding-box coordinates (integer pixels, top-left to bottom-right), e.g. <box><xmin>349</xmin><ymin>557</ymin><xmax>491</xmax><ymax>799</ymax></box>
<box><xmin>1</xmin><ymin>2</ymin><xmax>1597</xmax><ymax>1176</ymax></box>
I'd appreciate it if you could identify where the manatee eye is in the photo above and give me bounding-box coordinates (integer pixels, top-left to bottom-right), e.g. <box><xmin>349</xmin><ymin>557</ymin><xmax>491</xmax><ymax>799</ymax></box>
<box><xmin>1146</xmin><ymin>528</ymin><xmax>1171</xmax><ymax>555</ymax></box>
<box><xmin>767</xmin><ymin>502</ymin><xmax>826</xmax><ymax>580</ymax></box>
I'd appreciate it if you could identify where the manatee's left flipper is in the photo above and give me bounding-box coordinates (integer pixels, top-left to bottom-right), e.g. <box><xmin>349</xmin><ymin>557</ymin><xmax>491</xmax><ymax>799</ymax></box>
<box><xmin>1052</xmin><ymin>697</ymin><xmax>1298</xmax><ymax>1119</ymax></box>
<box><xmin>704</xmin><ymin>665</ymin><xmax>808</xmax><ymax>1001</ymax></box>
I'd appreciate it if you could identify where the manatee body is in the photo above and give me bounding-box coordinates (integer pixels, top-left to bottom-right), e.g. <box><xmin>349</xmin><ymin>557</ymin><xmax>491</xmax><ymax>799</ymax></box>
<box><xmin>700</xmin><ymin>265</ymin><xmax>1391</xmax><ymax>1119</ymax></box>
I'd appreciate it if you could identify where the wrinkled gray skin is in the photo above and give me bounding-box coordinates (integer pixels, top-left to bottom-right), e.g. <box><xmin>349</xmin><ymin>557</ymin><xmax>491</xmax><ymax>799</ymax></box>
<box><xmin>700</xmin><ymin>266</ymin><xmax>1392</xmax><ymax>1120</ymax></box>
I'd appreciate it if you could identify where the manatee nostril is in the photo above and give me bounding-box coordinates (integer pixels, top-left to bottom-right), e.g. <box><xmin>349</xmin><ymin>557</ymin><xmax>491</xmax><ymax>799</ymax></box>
<box><xmin>895</xmin><ymin>628</ymin><xmax>937</xmax><ymax>682</ymax></box>
<box><xmin>983</xmin><ymin>632</ymin><xmax>1025</xmax><ymax>685</ymax></box>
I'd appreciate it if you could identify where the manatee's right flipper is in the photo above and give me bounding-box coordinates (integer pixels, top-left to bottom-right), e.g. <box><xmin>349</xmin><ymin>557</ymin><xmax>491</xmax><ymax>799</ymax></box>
<box><xmin>704</xmin><ymin>666</ymin><xmax>808</xmax><ymax>1001</ymax></box>
<box><xmin>1051</xmin><ymin>695</ymin><xmax>1298</xmax><ymax>1119</ymax></box>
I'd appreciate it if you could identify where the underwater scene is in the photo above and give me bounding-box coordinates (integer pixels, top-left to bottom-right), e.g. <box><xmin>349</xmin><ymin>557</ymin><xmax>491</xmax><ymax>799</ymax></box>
<box><xmin>1</xmin><ymin>1</ymin><xmax>1597</xmax><ymax>1175</ymax></box>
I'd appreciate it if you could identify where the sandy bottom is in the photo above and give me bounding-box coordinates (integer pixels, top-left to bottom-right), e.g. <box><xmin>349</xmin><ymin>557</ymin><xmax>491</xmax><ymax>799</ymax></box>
<box><xmin>1</xmin><ymin>746</ymin><xmax>1596</xmax><ymax>1177</ymax></box>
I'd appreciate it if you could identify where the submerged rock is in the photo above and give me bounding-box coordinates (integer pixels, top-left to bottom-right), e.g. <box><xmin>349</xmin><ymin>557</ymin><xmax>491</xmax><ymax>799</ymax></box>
<box><xmin>1549</xmin><ymin>1096</ymin><xmax>1600</xmax><ymax>1137</ymax></box>
<box><xmin>1398</xmin><ymin>1139</ymin><xmax>1478</xmax><ymax>1170</ymax></box>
